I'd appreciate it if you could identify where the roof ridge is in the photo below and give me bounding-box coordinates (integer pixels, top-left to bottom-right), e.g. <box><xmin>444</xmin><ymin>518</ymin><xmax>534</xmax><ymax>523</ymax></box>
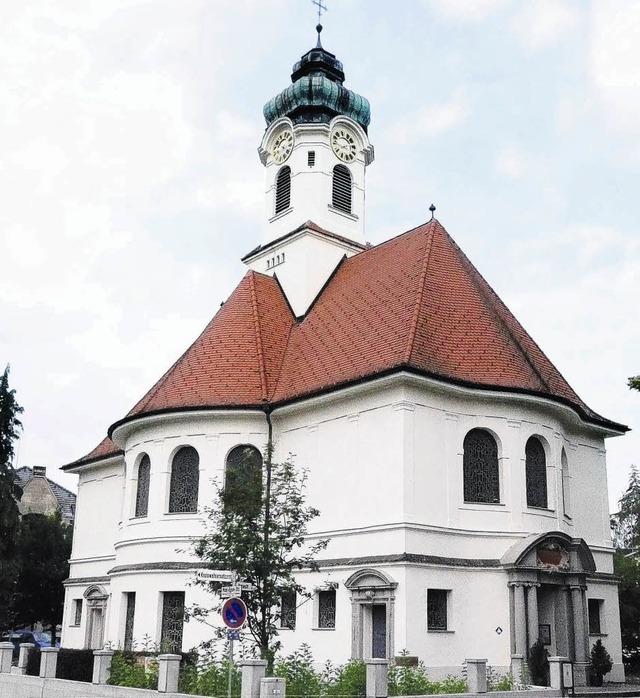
<box><xmin>404</xmin><ymin>221</ymin><xmax>436</xmax><ymax>364</ymax></box>
<box><xmin>248</xmin><ymin>271</ymin><xmax>269</xmax><ymax>402</ymax></box>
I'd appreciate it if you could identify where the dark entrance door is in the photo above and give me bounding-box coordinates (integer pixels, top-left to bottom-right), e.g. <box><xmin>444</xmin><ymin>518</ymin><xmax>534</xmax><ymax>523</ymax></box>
<box><xmin>372</xmin><ymin>604</ymin><xmax>387</xmax><ymax>658</ymax></box>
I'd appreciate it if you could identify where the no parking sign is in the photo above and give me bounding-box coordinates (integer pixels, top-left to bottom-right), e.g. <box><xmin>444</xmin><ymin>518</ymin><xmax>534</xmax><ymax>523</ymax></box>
<box><xmin>221</xmin><ymin>597</ymin><xmax>247</xmax><ymax>629</ymax></box>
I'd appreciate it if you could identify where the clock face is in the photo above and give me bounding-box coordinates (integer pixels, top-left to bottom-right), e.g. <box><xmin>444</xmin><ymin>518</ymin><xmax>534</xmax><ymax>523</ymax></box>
<box><xmin>331</xmin><ymin>128</ymin><xmax>357</xmax><ymax>162</ymax></box>
<box><xmin>271</xmin><ymin>129</ymin><xmax>294</xmax><ymax>164</ymax></box>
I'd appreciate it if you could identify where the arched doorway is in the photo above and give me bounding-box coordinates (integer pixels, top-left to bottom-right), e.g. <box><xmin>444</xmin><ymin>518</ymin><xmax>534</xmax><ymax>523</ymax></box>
<box><xmin>502</xmin><ymin>532</ymin><xmax>596</xmax><ymax>686</ymax></box>
<box><xmin>84</xmin><ymin>585</ymin><xmax>108</xmax><ymax>650</ymax></box>
<box><xmin>345</xmin><ymin>569</ymin><xmax>397</xmax><ymax>660</ymax></box>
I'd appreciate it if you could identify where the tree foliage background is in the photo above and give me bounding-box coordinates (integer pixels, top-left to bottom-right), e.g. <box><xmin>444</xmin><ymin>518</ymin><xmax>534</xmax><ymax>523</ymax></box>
<box><xmin>0</xmin><ymin>364</ymin><xmax>24</xmax><ymax>630</ymax></box>
<box><xmin>193</xmin><ymin>443</ymin><xmax>327</xmax><ymax>670</ymax></box>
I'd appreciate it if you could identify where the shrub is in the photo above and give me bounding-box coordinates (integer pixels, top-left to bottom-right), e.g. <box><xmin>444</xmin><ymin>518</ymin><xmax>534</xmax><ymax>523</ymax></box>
<box><xmin>590</xmin><ymin>639</ymin><xmax>613</xmax><ymax>686</ymax></box>
<box><xmin>57</xmin><ymin>648</ymin><xmax>95</xmax><ymax>682</ymax></box>
<box><xmin>389</xmin><ymin>662</ymin><xmax>434</xmax><ymax>695</ymax></box>
<box><xmin>528</xmin><ymin>639</ymin><xmax>549</xmax><ymax>686</ymax></box>
<box><xmin>108</xmin><ymin>651</ymin><xmax>158</xmax><ymax>689</ymax></box>
<box><xmin>275</xmin><ymin>644</ymin><xmax>323</xmax><ymax>698</ymax></box>
<box><xmin>486</xmin><ymin>666</ymin><xmax>514</xmax><ymax>692</ymax></box>
<box><xmin>437</xmin><ymin>675</ymin><xmax>468</xmax><ymax>694</ymax></box>
<box><xmin>326</xmin><ymin>660</ymin><xmax>366</xmax><ymax>697</ymax></box>
<box><xmin>26</xmin><ymin>647</ymin><xmax>40</xmax><ymax>676</ymax></box>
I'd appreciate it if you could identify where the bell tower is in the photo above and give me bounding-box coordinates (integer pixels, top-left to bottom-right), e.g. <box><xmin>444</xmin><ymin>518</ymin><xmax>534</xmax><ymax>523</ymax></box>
<box><xmin>244</xmin><ymin>23</ymin><xmax>375</xmax><ymax>317</ymax></box>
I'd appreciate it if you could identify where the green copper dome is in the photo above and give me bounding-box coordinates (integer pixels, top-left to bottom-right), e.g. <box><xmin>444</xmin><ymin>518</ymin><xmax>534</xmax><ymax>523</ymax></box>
<box><xmin>263</xmin><ymin>33</ymin><xmax>370</xmax><ymax>132</ymax></box>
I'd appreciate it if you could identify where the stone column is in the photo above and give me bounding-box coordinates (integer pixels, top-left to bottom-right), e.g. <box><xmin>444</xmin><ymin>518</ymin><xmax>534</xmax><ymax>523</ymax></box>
<box><xmin>240</xmin><ymin>659</ymin><xmax>268</xmax><ymax>698</ymax></box>
<box><xmin>548</xmin><ymin>656</ymin><xmax>570</xmax><ymax>690</ymax></box>
<box><xmin>466</xmin><ymin>659</ymin><xmax>487</xmax><ymax>694</ymax></box>
<box><xmin>0</xmin><ymin>642</ymin><xmax>13</xmax><ymax>673</ymax></box>
<box><xmin>157</xmin><ymin>653</ymin><xmax>181</xmax><ymax>693</ymax></box>
<box><xmin>92</xmin><ymin>649</ymin><xmax>115</xmax><ymax>684</ymax></box>
<box><xmin>510</xmin><ymin>583</ymin><xmax>527</xmax><ymax>656</ymax></box>
<box><xmin>39</xmin><ymin>647</ymin><xmax>59</xmax><ymax>678</ymax></box>
<box><xmin>365</xmin><ymin>659</ymin><xmax>388</xmax><ymax>698</ymax></box>
<box><xmin>570</xmin><ymin>585</ymin><xmax>589</xmax><ymax>686</ymax></box>
<box><xmin>16</xmin><ymin>643</ymin><xmax>35</xmax><ymax>675</ymax></box>
<box><xmin>510</xmin><ymin>654</ymin><xmax>524</xmax><ymax>685</ymax></box>
<box><xmin>526</xmin><ymin>583</ymin><xmax>539</xmax><ymax>650</ymax></box>
<box><xmin>260</xmin><ymin>677</ymin><xmax>286</xmax><ymax>698</ymax></box>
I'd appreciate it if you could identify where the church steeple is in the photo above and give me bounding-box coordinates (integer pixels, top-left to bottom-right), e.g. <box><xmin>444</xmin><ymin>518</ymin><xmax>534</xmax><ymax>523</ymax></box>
<box><xmin>257</xmin><ymin>26</ymin><xmax>374</xmax><ymax>246</ymax></box>
<box><xmin>246</xmin><ymin>24</ymin><xmax>374</xmax><ymax>318</ymax></box>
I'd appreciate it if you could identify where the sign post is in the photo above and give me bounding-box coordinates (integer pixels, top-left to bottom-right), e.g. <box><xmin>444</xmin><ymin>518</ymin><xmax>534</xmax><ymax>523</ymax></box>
<box><xmin>221</xmin><ymin>595</ymin><xmax>248</xmax><ymax>698</ymax></box>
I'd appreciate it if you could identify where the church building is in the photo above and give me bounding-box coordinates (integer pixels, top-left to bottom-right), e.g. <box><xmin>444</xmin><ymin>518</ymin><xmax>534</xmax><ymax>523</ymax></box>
<box><xmin>60</xmin><ymin>26</ymin><xmax>627</xmax><ymax>685</ymax></box>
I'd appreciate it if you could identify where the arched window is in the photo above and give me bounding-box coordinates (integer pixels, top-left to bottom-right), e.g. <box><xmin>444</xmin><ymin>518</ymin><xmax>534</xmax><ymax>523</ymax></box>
<box><xmin>525</xmin><ymin>437</ymin><xmax>547</xmax><ymax>508</ymax></box>
<box><xmin>274</xmin><ymin>166</ymin><xmax>291</xmax><ymax>214</ymax></box>
<box><xmin>463</xmin><ymin>429</ymin><xmax>500</xmax><ymax>504</ymax></box>
<box><xmin>224</xmin><ymin>445</ymin><xmax>263</xmax><ymax>518</ymax></box>
<box><xmin>168</xmin><ymin>446</ymin><xmax>199</xmax><ymax>513</ymax></box>
<box><xmin>332</xmin><ymin>164</ymin><xmax>352</xmax><ymax>213</ymax></box>
<box><xmin>135</xmin><ymin>454</ymin><xmax>151</xmax><ymax>517</ymax></box>
<box><xmin>561</xmin><ymin>447</ymin><xmax>571</xmax><ymax>516</ymax></box>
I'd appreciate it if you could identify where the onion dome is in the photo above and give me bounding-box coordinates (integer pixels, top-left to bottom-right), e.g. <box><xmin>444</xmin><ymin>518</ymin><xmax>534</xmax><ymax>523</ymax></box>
<box><xmin>263</xmin><ymin>26</ymin><xmax>370</xmax><ymax>132</ymax></box>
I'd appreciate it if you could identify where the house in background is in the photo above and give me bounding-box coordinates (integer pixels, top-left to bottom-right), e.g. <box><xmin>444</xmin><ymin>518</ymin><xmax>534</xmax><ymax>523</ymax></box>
<box><xmin>14</xmin><ymin>466</ymin><xmax>76</xmax><ymax>526</ymax></box>
<box><xmin>59</xmin><ymin>27</ymin><xmax>627</xmax><ymax>684</ymax></box>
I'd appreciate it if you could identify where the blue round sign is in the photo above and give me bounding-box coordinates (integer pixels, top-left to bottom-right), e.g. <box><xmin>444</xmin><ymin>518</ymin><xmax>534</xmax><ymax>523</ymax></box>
<box><xmin>221</xmin><ymin>597</ymin><xmax>247</xmax><ymax>628</ymax></box>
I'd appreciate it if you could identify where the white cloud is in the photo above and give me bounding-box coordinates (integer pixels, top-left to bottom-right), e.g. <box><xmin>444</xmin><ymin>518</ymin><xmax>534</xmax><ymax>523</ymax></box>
<box><xmin>496</xmin><ymin>147</ymin><xmax>530</xmax><ymax>179</ymax></box>
<box><xmin>590</xmin><ymin>0</ymin><xmax>640</xmax><ymax>133</ymax></box>
<box><xmin>428</xmin><ymin>0</ymin><xmax>511</xmax><ymax>22</ymax></box>
<box><xmin>510</xmin><ymin>0</ymin><xmax>581</xmax><ymax>51</ymax></box>
<box><xmin>389</xmin><ymin>92</ymin><xmax>469</xmax><ymax>144</ymax></box>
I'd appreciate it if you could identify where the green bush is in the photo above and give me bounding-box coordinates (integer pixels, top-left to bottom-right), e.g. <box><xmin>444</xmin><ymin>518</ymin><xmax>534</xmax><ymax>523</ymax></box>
<box><xmin>180</xmin><ymin>656</ymin><xmax>241</xmax><ymax>697</ymax></box>
<box><xmin>590</xmin><ymin>639</ymin><xmax>613</xmax><ymax>686</ymax></box>
<box><xmin>528</xmin><ymin>639</ymin><xmax>549</xmax><ymax>686</ymax></box>
<box><xmin>56</xmin><ymin>648</ymin><xmax>95</xmax><ymax>682</ymax></box>
<box><xmin>326</xmin><ymin>660</ymin><xmax>366</xmax><ymax>697</ymax></box>
<box><xmin>389</xmin><ymin>662</ymin><xmax>434</xmax><ymax>695</ymax></box>
<box><xmin>275</xmin><ymin>645</ymin><xmax>323</xmax><ymax>698</ymax></box>
<box><xmin>107</xmin><ymin>651</ymin><xmax>158</xmax><ymax>689</ymax></box>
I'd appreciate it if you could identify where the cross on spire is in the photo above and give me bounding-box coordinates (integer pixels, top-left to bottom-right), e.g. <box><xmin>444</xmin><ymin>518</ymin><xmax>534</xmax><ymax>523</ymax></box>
<box><xmin>312</xmin><ymin>0</ymin><xmax>327</xmax><ymax>22</ymax></box>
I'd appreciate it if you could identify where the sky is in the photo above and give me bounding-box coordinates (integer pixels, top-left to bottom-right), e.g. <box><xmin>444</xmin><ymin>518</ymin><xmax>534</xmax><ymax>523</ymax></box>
<box><xmin>1</xmin><ymin>0</ymin><xmax>638</xmax><ymax>513</ymax></box>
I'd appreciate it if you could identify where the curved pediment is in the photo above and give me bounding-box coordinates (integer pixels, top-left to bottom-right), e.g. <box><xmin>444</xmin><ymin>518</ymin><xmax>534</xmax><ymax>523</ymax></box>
<box><xmin>345</xmin><ymin>568</ymin><xmax>398</xmax><ymax>590</ymax></box>
<box><xmin>501</xmin><ymin>531</ymin><xmax>595</xmax><ymax>574</ymax></box>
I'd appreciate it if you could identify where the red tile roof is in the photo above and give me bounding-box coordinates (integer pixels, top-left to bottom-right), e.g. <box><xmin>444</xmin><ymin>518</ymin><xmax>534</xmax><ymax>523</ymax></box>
<box><xmin>67</xmin><ymin>220</ymin><xmax>626</xmax><ymax>468</ymax></box>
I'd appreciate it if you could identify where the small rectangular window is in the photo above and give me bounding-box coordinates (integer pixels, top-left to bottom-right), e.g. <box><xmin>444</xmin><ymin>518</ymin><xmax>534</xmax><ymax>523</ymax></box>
<box><xmin>318</xmin><ymin>589</ymin><xmax>336</xmax><ymax>629</ymax></box>
<box><xmin>73</xmin><ymin>599</ymin><xmax>83</xmax><ymax>626</ymax></box>
<box><xmin>280</xmin><ymin>590</ymin><xmax>296</xmax><ymax>629</ymax></box>
<box><xmin>427</xmin><ymin>589</ymin><xmax>448</xmax><ymax>631</ymax></box>
<box><xmin>308</xmin><ymin>151</ymin><xmax>315</xmax><ymax>167</ymax></box>
<box><xmin>588</xmin><ymin>598</ymin><xmax>603</xmax><ymax>634</ymax></box>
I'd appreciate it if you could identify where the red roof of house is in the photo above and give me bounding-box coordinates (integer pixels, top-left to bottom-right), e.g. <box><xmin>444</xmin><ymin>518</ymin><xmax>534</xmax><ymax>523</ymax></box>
<box><xmin>66</xmin><ymin>220</ymin><xmax>626</xmax><ymax>468</ymax></box>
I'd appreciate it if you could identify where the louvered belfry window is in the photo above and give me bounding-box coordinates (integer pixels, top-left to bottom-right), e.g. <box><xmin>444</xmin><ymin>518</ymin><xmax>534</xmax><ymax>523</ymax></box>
<box><xmin>525</xmin><ymin>437</ymin><xmax>548</xmax><ymax>508</ymax></box>
<box><xmin>274</xmin><ymin>166</ymin><xmax>291</xmax><ymax>214</ymax></box>
<box><xmin>168</xmin><ymin>446</ymin><xmax>199</xmax><ymax>513</ymax></box>
<box><xmin>463</xmin><ymin>429</ymin><xmax>500</xmax><ymax>503</ymax></box>
<box><xmin>135</xmin><ymin>454</ymin><xmax>151</xmax><ymax>517</ymax></box>
<box><xmin>332</xmin><ymin>164</ymin><xmax>352</xmax><ymax>213</ymax></box>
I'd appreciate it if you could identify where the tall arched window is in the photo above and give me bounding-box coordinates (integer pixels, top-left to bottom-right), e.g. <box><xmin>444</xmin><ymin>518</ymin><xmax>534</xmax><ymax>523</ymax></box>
<box><xmin>332</xmin><ymin>164</ymin><xmax>352</xmax><ymax>214</ymax></box>
<box><xmin>224</xmin><ymin>445</ymin><xmax>263</xmax><ymax>518</ymax></box>
<box><xmin>135</xmin><ymin>454</ymin><xmax>151</xmax><ymax>517</ymax></box>
<box><xmin>168</xmin><ymin>446</ymin><xmax>199</xmax><ymax>513</ymax></box>
<box><xmin>525</xmin><ymin>437</ymin><xmax>547</xmax><ymax>508</ymax></box>
<box><xmin>274</xmin><ymin>166</ymin><xmax>291</xmax><ymax>214</ymax></box>
<box><xmin>463</xmin><ymin>429</ymin><xmax>500</xmax><ymax>504</ymax></box>
<box><xmin>561</xmin><ymin>447</ymin><xmax>571</xmax><ymax>516</ymax></box>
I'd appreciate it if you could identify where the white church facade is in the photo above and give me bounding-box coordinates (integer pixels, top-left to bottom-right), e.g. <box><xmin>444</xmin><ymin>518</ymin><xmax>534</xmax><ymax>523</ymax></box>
<box><xmin>61</xmin><ymin>27</ymin><xmax>627</xmax><ymax>685</ymax></box>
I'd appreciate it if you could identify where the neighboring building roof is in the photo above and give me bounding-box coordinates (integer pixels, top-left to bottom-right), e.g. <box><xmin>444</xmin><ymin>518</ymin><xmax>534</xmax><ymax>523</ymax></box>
<box><xmin>68</xmin><ymin>219</ymin><xmax>627</xmax><ymax>469</ymax></box>
<box><xmin>14</xmin><ymin>466</ymin><xmax>76</xmax><ymax>523</ymax></box>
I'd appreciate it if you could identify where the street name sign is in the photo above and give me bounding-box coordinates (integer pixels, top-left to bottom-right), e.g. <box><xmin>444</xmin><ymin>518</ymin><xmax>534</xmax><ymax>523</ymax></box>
<box><xmin>196</xmin><ymin>570</ymin><xmax>235</xmax><ymax>582</ymax></box>
<box><xmin>221</xmin><ymin>585</ymin><xmax>243</xmax><ymax>597</ymax></box>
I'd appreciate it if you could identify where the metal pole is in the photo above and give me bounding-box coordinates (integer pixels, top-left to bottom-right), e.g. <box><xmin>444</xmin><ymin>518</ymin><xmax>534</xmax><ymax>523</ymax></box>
<box><xmin>228</xmin><ymin>636</ymin><xmax>234</xmax><ymax>698</ymax></box>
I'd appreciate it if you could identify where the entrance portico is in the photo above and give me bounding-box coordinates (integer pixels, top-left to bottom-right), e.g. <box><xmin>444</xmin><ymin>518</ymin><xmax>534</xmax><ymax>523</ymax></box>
<box><xmin>502</xmin><ymin>532</ymin><xmax>595</xmax><ymax>686</ymax></box>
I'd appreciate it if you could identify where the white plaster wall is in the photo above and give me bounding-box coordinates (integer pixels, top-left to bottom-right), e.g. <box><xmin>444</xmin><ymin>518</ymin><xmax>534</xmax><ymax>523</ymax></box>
<box><xmin>587</xmin><ymin>578</ymin><xmax>625</xmax><ymax>682</ymax></box>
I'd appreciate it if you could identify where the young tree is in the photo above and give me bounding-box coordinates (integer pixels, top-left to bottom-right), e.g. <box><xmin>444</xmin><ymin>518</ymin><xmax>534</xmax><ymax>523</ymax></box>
<box><xmin>13</xmin><ymin>512</ymin><xmax>73</xmax><ymax>645</ymax></box>
<box><xmin>0</xmin><ymin>364</ymin><xmax>24</xmax><ymax>630</ymax></box>
<box><xmin>193</xmin><ymin>443</ymin><xmax>327</xmax><ymax>671</ymax></box>
<box><xmin>611</xmin><ymin>465</ymin><xmax>640</xmax><ymax>669</ymax></box>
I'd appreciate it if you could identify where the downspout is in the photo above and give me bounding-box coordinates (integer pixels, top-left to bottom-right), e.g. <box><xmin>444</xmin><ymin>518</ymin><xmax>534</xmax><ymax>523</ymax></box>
<box><xmin>261</xmin><ymin>404</ymin><xmax>273</xmax><ymax>667</ymax></box>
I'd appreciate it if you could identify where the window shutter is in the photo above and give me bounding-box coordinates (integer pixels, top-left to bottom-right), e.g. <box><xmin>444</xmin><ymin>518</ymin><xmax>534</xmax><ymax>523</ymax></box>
<box><xmin>332</xmin><ymin>165</ymin><xmax>352</xmax><ymax>213</ymax></box>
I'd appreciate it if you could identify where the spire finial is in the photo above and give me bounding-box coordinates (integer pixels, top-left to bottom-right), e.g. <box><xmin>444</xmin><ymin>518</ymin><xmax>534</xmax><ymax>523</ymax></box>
<box><xmin>312</xmin><ymin>0</ymin><xmax>327</xmax><ymax>47</ymax></box>
<box><xmin>429</xmin><ymin>203</ymin><xmax>436</xmax><ymax>220</ymax></box>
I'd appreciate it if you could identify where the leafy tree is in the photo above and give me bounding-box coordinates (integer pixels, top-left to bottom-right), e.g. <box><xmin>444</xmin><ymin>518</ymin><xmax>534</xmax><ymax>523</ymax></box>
<box><xmin>193</xmin><ymin>443</ymin><xmax>327</xmax><ymax>671</ymax></box>
<box><xmin>611</xmin><ymin>465</ymin><xmax>640</xmax><ymax>669</ymax></box>
<box><xmin>13</xmin><ymin>512</ymin><xmax>73</xmax><ymax>645</ymax></box>
<box><xmin>0</xmin><ymin>364</ymin><xmax>24</xmax><ymax>630</ymax></box>
<box><xmin>629</xmin><ymin>376</ymin><xmax>640</xmax><ymax>392</ymax></box>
